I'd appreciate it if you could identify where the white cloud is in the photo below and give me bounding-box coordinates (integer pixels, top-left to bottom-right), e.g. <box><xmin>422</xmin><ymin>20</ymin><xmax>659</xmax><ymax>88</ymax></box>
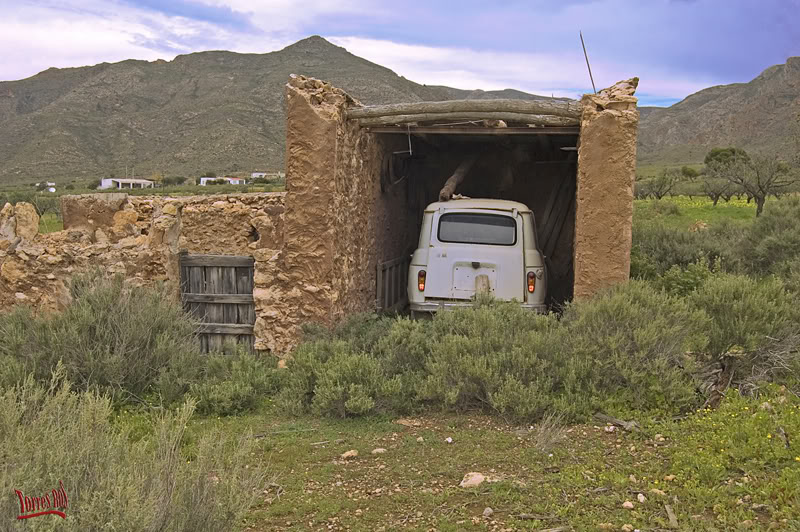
<box><xmin>328</xmin><ymin>36</ymin><xmax>718</xmax><ymax>102</ymax></box>
<box><xmin>0</xmin><ymin>1</ymin><xmax>291</xmax><ymax>81</ymax></box>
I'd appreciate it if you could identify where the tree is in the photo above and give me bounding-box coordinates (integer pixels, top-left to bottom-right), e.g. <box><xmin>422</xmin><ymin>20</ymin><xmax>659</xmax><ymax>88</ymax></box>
<box><xmin>645</xmin><ymin>168</ymin><xmax>679</xmax><ymax>199</ymax></box>
<box><xmin>701</xmin><ymin>177</ymin><xmax>731</xmax><ymax>206</ymax></box>
<box><xmin>708</xmin><ymin>153</ymin><xmax>795</xmax><ymax>216</ymax></box>
<box><xmin>704</xmin><ymin>147</ymin><xmax>750</xmax><ymax>167</ymax></box>
<box><xmin>202</xmin><ymin>171</ymin><xmax>217</xmax><ymax>178</ymax></box>
<box><xmin>681</xmin><ymin>165</ymin><xmax>700</xmax><ymax>180</ymax></box>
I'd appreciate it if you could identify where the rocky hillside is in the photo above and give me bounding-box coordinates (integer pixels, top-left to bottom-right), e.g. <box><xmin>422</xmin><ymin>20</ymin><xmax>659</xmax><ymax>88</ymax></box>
<box><xmin>0</xmin><ymin>36</ymin><xmax>559</xmax><ymax>183</ymax></box>
<box><xmin>637</xmin><ymin>57</ymin><xmax>800</xmax><ymax>166</ymax></box>
<box><xmin>2</xmin><ymin>36</ymin><xmax>797</xmax><ymax>182</ymax></box>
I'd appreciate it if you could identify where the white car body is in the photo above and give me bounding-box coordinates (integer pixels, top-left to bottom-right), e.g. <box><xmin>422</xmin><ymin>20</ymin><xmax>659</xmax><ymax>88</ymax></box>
<box><xmin>408</xmin><ymin>198</ymin><xmax>547</xmax><ymax>314</ymax></box>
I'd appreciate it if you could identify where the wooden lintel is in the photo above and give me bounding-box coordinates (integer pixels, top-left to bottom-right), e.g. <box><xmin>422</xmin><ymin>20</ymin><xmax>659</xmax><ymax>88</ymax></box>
<box><xmin>367</xmin><ymin>126</ymin><xmax>580</xmax><ymax>136</ymax></box>
<box><xmin>180</xmin><ymin>254</ymin><xmax>255</xmax><ymax>267</ymax></box>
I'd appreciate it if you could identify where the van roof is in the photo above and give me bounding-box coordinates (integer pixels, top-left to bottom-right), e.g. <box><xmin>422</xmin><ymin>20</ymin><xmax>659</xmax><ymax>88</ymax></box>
<box><xmin>424</xmin><ymin>198</ymin><xmax>532</xmax><ymax>213</ymax></box>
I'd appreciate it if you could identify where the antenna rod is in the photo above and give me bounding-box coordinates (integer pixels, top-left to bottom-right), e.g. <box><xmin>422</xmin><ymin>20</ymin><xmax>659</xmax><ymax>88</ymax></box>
<box><xmin>580</xmin><ymin>31</ymin><xmax>596</xmax><ymax>94</ymax></box>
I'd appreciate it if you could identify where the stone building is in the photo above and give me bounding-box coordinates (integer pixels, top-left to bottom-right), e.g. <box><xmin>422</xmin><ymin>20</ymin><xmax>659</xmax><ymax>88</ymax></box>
<box><xmin>0</xmin><ymin>75</ymin><xmax>639</xmax><ymax>355</ymax></box>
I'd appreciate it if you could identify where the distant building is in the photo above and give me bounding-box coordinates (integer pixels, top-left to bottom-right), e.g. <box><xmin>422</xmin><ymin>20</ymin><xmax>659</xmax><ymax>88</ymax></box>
<box><xmin>251</xmin><ymin>171</ymin><xmax>268</xmax><ymax>178</ymax></box>
<box><xmin>99</xmin><ymin>178</ymin><xmax>154</xmax><ymax>190</ymax></box>
<box><xmin>47</xmin><ymin>187</ymin><xmax>56</xmax><ymax>193</ymax></box>
<box><xmin>199</xmin><ymin>176</ymin><xmax>246</xmax><ymax>186</ymax></box>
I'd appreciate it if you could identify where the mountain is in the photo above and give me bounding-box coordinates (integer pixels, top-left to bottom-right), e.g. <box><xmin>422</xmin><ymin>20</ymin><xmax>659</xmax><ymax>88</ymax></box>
<box><xmin>2</xmin><ymin>36</ymin><xmax>798</xmax><ymax>182</ymax></box>
<box><xmin>0</xmin><ymin>36</ymin><xmax>561</xmax><ymax>183</ymax></box>
<box><xmin>637</xmin><ymin>57</ymin><xmax>800</xmax><ymax>166</ymax></box>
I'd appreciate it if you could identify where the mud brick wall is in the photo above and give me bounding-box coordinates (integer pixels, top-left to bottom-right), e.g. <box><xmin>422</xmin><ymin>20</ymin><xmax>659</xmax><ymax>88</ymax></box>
<box><xmin>574</xmin><ymin>81</ymin><xmax>639</xmax><ymax>299</ymax></box>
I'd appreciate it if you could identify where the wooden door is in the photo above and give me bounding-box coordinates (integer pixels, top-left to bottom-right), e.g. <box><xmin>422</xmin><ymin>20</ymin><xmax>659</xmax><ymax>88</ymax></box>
<box><xmin>179</xmin><ymin>253</ymin><xmax>255</xmax><ymax>353</ymax></box>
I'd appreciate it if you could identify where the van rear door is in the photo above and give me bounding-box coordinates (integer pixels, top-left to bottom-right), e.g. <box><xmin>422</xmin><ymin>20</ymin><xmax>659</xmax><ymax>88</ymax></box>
<box><xmin>424</xmin><ymin>210</ymin><xmax>525</xmax><ymax>301</ymax></box>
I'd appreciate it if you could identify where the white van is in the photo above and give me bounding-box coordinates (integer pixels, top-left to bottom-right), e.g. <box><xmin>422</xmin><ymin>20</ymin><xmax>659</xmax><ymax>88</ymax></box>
<box><xmin>408</xmin><ymin>198</ymin><xmax>547</xmax><ymax>315</ymax></box>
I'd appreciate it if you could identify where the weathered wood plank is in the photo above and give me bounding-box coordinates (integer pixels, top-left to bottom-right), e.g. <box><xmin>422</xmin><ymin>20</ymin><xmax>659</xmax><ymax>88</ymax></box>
<box><xmin>198</xmin><ymin>323</ymin><xmax>255</xmax><ymax>334</ymax></box>
<box><xmin>357</xmin><ymin>112</ymin><xmax>579</xmax><ymax>127</ymax></box>
<box><xmin>182</xmin><ymin>293</ymin><xmax>254</xmax><ymax>304</ymax></box>
<box><xmin>347</xmin><ymin>98</ymin><xmax>582</xmax><ymax>120</ymax></box>
<box><xmin>222</xmin><ymin>267</ymin><xmax>237</xmax><ymax>325</ymax></box>
<box><xmin>180</xmin><ymin>255</ymin><xmax>254</xmax><ymax>267</ymax></box>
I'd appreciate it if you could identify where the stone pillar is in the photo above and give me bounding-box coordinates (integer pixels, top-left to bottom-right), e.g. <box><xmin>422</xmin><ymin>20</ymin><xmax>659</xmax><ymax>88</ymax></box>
<box><xmin>253</xmin><ymin>75</ymin><xmax>353</xmax><ymax>353</ymax></box>
<box><xmin>574</xmin><ymin>78</ymin><xmax>640</xmax><ymax>299</ymax></box>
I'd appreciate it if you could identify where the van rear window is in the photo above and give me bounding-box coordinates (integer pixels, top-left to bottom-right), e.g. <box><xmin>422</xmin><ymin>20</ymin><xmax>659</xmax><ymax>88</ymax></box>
<box><xmin>437</xmin><ymin>213</ymin><xmax>516</xmax><ymax>246</ymax></box>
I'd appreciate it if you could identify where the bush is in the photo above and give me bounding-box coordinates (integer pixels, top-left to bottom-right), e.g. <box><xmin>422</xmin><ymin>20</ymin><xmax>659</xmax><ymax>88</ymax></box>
<box><xmin>281</xmin><ymin>285</ymin><xmax>712</xmax><ymax>422</ymax></box>
<box><xmin>87</xmin><ymin>178</ymin><xmax>101</xmax><ymax>190</ymax></box>
<box><xmin>190</xmin><ymin>350</ymin><xmax>283</xmax><ymax>416</ymax></box>
<box><xmin>0</xmin><ymin>270</ymin><xmax>202</xmax><ymax>405</ymax></box>
<box><xmin>559</xmin><ymin>281</ymin><xmax>709</xmax><ymax>416</ymax></box>
<box><xmin>652</xmin><ymin>258</ymin><xmax>714</xmax><ymax>296</ymax></box>
<box><xmin>0</xmin><ymin>369</ymin><xmax>265</xmax><ymax>531</ymax></box>
<box><xmin>651</xmin><ymin>199</ymin><xmax>680</xmax><ymax>216</ymax></box>
<box><xmin>736</xmin><ymin>196</ymin><xmax>800</xmax><ymax>277</ymax></box>
<box><xmin>631</xmin><ymin>221</ymin><xmax>737</xmax><ymax>278</ymax></box>
<box><xmin>688</xmin><ymin>272</ymin><xmax>800</xmax><ymax>357</ymax></box>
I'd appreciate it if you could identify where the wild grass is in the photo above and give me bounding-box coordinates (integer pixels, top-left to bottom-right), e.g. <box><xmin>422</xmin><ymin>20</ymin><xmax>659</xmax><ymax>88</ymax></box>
<box><xmin>0</xmin><ymin>368</ymin><xmax>266</xmax><ymax>532</ymax></box>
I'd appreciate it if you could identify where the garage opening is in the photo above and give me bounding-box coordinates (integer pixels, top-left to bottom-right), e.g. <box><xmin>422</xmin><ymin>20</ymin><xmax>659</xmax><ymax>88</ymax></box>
<box><xmin>371</xmin><ymin>124</ymin><xmax>580</xmax><ymax>310</ymax></box>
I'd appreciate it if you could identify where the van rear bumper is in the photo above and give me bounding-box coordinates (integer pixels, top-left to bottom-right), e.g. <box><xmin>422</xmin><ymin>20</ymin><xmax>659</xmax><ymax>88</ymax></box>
<box><xmin>410</xmin><ymin>301</ymin><xmax>547</xmax><ymax>313</ymax></box>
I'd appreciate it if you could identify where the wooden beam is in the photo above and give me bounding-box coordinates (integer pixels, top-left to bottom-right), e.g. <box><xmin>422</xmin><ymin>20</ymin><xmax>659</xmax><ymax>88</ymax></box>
<box><xmin>180</xmin><ymin>254</ymin><xmax>254</xmax><ymax>267</ymax></box>
<box><xmin>439</xmin><ymin>153</ymin><xmax>480</xmax><ymax>201</ymax></box>
<box><xmin>347</xmin><ymin>98</ymin><xmax>581</xmax><ymax>120</ymax></box>
<box><xmin>356</xmin><ymin>112</ymin><xmax>579</xmax><ymax>127</ymax></box>
<box><xmin>368</xmin><ymin>126</ymin><xmax>580</xmax><ymax>136</ymax></box>
<box><xmin>198</xmin><ymin>323</ymin><xmax>254</xmax><ymax>334</ymax></box>
<box><xmin>182</xmin><ymin>293</ymin><xmax>254</xmax><ymax>304</ymax></box>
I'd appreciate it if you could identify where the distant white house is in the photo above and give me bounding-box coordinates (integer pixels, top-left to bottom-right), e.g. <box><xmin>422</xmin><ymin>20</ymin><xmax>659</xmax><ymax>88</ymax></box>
<box><xmin>199</xmin><ymin>176</ymin><xmax>246</xmax><ymax>186</ymax></box>
<box><xmin>250</xmin><ymin>171</ymin><xmax>285</xmax><ymax>180</ymax></box>
<box><xmin>99</xmin><ymin>178</ymin><xmax>154</xmax><ymax>190</ymax></box>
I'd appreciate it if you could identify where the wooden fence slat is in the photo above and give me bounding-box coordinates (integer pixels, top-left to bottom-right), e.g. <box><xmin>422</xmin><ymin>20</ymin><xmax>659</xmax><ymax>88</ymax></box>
<box><xmin>182</xmin><ymin>293</ymin><xmax>254</xmax><ymax>304</ymax></box>
<box><xmin>198</xmin><ymin>323</ymin><xmax>255</xmax><ymax>334</ymax></box>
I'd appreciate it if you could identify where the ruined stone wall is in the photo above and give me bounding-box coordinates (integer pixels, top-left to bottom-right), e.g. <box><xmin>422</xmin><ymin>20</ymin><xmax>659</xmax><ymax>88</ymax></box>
<box><xmin>1</xmin><ymin>192</ymin><xmax>287</xmax><ymax>348</ymax></box>
<box><xmin>574</xmin><ymin>78</ymin><xmax>639</xmax><ymax>299</ymax></box>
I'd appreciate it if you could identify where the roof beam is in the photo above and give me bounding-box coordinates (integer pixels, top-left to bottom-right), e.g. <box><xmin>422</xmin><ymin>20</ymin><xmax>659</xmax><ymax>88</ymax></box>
<box><xmin>347</xmin><ymin>98</ymin><xmax>582</xmax><ymax>120</ymax></box>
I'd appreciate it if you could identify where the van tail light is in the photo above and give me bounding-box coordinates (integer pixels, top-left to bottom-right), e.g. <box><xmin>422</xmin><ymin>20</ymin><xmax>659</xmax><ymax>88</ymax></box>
<box><xmin>418</xmin><ymin>270</ymin><xmax>426</xmax><ymax>291</ymax></box>
<box><xmin>527</xmin><ymin>271</ymin><xmax>535</xmax><ymax>293</ymax></box>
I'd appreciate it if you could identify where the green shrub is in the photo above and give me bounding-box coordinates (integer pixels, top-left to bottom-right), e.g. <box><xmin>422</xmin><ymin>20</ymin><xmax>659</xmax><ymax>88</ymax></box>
<box><xmin>652</xmin><ymin>257</ymin><xmax>714</xmax><ymax>296</ymax></box>
<box><xmin>560</xmin><ymin>281</ymin><xmax>709</xmax><ymax>415</ymax></box>
<box><xmin>0</xmin><ymin>369</ymin><xmax>265</xmax><ymax>531</ymax></box>
<box><xmin>651</xmin><ymin>199</ymin><xmax>681</xmax><ymax>216</ymax></box>
<box><xmin>0</xmin><ymin>271</ymin><xmax>202</xmax><ymax>405</ymax></box>
<box><xmin>737</xmin><ymin>196</ymin><xmax>800</xmax><ymax>277</ymax></box>
<box><xmin>191</xmin><ymin>351</ymin><xmax>283</xmax><ymax>416</ymax></box>
<box><xmin>282</xmin><ymin>285</ymin><xmax>712</xmax><ymax>422</ymax></box>
<box><xmin>277</xmin><ymin>340</ymin><xmax>383</xmax><ymax>417</ymax></box>
<box><xmin>688</xmin><ymin>272</ymin><xmax>800</xmax><ymax>357</ymax></box>
<box><xmin>631</xmin><ymin>222</ymin><xmax>735</xmax><ymax>278</ymax></box>
<box><xmin>417</xmin><ymin>301</ymin><xmax>563</xmax><ymax>419</ymax></box>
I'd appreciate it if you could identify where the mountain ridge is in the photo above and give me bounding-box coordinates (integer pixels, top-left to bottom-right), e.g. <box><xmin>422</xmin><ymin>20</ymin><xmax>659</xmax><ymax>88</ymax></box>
<box><xmin>1</xmin><ymin>36</ymin><xmax>798</xmax><ymax>182</ymax></box>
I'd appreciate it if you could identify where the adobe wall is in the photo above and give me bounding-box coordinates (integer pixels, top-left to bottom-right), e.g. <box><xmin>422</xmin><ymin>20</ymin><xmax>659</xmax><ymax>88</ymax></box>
<box><xmin>574</xmin><ymin>79</ymin><xmax>639</xmax><ymax>299</ymax></box>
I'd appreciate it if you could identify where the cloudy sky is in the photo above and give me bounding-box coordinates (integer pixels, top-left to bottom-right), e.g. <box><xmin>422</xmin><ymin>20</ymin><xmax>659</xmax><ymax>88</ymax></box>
<box><xmin>1</xmin><ymin>0</ymin><xmax>797</xmax><ymax>106</ymax></box>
